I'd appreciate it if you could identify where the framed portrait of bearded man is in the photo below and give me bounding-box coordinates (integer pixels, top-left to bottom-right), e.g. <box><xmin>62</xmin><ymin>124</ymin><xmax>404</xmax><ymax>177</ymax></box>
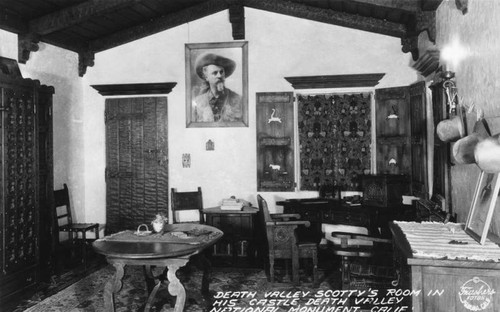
<box><xmin>185</xmin><ymin>41</ymin><xmax>248</xmax><ymax>128</ymax></box>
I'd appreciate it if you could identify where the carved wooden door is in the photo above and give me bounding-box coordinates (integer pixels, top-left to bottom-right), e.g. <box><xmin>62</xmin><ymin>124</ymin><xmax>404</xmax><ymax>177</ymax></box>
<box><xmin>105</xmin><ymin>97</ymin><xmax>168</xmax><ymax>234</ymax></box>
<box><xmin>409</xmin><ymin>81</ymin><xmax>428</xmax><ymax>197</ymax></box>
<box><xmin>375</xmin><ymin>85</ymin><xmax>411</xmax><ymax>176</ymax></box>
<box><xmin>375</xmin><ymin>82</ymin><xmax>427</xmax><ymax>197</ymax></box>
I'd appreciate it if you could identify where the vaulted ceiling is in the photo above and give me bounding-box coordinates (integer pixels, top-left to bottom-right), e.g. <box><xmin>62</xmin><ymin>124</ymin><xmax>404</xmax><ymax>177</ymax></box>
<box><xmin>0</xmin><ymin>0</ymin><xmax>445</xmax><ymax>76</ymax></box>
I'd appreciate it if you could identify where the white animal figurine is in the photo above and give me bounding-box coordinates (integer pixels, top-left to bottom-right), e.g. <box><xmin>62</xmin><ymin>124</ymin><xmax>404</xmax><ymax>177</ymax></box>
<box><xmin>268</xmin><ymin>109</ymin><xmax>282</xmax><ymax>123</ymax></box>
<box><xmin>269</xmin><ymin>164</ymin><xmax>281</xmax><ymax>170</ymax></box>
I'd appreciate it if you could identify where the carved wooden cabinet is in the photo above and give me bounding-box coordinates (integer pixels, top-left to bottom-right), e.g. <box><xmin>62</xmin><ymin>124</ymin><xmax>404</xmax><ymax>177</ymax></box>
<box><xmin>0</xmin><ymin>57</ymin><xmax>54</xmax><ymax>305</ymax></box>
<box><xmin>375</xmin><ymin>82</ymin><xmax>427</xmax><ymax>197</ymax></box>
<box><xmin>203</xmin><ymin>207</ymin><xmax>260</xmax><ymax>267</ymax></box>
<box><xmin>256</xmin><ymin>92</ymin><xmax>295</xmax><ymax>191</ymax></box>
<box><xmin>362</xmin><ymin>174</ymin><xmax>409</xmax><ymax>207</ymax></box>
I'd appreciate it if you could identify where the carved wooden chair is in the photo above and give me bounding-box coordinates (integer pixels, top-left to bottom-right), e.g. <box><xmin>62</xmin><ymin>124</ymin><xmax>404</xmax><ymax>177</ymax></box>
<box><xmin>54</xmin><ymin>184</ymin><xmax>99</xmax><ymax>272</ymax></box>
<box><xmin>257</xmin><ymin>194</ymin><xmax>318</xmax><ymax>286</ymax></box>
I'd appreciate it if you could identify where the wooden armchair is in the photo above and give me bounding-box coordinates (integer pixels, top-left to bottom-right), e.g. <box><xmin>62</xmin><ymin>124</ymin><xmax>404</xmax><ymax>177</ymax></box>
<box><xmin>325</xmin><ymin>224</ymin><xmax>397</xmax><ymax>291</ymax></box>
<box><xmin>257</xmin><ymin>195</ymin><xmax>318</xmax><ymax>286</ymax></box>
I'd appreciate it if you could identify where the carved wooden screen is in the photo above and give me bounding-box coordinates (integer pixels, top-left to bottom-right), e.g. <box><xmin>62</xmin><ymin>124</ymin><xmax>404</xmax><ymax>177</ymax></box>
<box><xmin>105</xmin><ymin>97</ymin><xmax>168</xmax><ymax>234</ymax></box>
<box><xmin>298</xmin><ymin>93</ymin><xmax>371</xmax><ymax>191</ymax></box>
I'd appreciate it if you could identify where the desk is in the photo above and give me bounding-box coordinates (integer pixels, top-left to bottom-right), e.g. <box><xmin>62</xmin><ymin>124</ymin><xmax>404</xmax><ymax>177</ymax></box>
<box><xmin>390</xmin><ymin>221</ymin><xmax>500</xmax><ymax>311</ymax></box>
<box><xmin>277</xmin><ymin>198</ymin><xmax>415</xmax><ymax>242</ymax></box>
<box><xmin>93</xmin><ymin>223</ymin><xmax>222</xmax><ymax>312</ymax></box>
<box><xmin>203</xmin><ymin>206</ymin><xmax>260</xmax><ymax>266</ymax></box>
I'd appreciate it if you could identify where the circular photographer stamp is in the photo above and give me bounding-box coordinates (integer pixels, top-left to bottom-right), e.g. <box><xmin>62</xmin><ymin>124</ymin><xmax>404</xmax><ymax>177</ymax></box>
<box><xmin>459</xmin><ymin>277</ymin><xmax>496</xmax><ymax>311</ymax></box>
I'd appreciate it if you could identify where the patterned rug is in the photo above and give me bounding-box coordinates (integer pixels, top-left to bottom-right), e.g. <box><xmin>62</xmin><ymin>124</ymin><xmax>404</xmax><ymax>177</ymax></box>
<box><xmin>21</xmin><ymin>263</ymin><xmax>339</xmax><ymax>312</ymax></box>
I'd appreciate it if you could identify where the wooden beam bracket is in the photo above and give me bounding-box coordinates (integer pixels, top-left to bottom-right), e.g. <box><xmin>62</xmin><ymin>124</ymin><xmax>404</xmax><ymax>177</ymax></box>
<box><xmin>18</xmin><ymin>33</ymin><xmax>40</xmax><ymax>64</ymax></box>
<box><xmin>401</xmin><ymin>36</ymin><xmax>419</xmax><ymax>61</ymax></box>
<box><xmin>78</xmin><ymin>51</ymin><xmax>95</xmax><ymax>77</ymax></box>
<box><xmin>228</xmin><ymin>2</ymin><xmax>245</xmax><ymax>40</ymax></box>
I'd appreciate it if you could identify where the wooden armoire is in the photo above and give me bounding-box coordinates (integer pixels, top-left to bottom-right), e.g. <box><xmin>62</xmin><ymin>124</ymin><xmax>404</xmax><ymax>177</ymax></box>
<box><xmin>0</xmin><ymin>57</ymin><xmax>54</xmax><ymax>305</ymax></box>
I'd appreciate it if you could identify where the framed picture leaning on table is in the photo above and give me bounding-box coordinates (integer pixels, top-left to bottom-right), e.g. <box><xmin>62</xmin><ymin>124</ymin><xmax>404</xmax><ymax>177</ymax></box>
<box><xmin>465</xmin><ymin>171</ymin><xmax>500</xmax><ymax>244</ymax></box>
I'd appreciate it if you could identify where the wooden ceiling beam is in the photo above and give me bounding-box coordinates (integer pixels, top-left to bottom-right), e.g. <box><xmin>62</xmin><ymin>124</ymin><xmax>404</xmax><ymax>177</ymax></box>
<box><xmin>244</xmin><ymin>0</ymin><xmax>407</xmax><ymax>38</ymax></box>
<box><xmin>421</xmin><ymin>0</ymin><xmax>444</xmax><ymax>11</ymax></box>
<box><xmin>342</xmin><ymin>0</ymin><xmax>443</xmax><ymax>12</ymax></box>
<box><xmin>0</xmin><ymin>7</ymin><xmax>29</xmax><ymax>33</ymax></box>
<box><xmin>89</xmin><ymin>0</ymin><xmax>230</xmax><ymax>52</ymax></box>
<box><xmin>28</xmin><ymin>0</ymin><xmax>145</xmax><ymax>35</ymax></box>
<box><xmin>343</xmin><ymin>0</ymin><xmax>421</xmax><ymax>12</ymax></box>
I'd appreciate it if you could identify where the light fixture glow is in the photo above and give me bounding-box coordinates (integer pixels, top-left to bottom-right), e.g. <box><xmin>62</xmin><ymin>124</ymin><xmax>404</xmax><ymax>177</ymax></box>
<box><xmin>441</xmin><ymin>36</ymin><xmax>469</xmax><ymax>71</ymax></box>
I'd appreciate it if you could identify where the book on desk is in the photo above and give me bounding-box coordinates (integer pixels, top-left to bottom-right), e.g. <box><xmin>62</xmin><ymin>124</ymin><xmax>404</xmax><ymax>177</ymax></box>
<box><xmin>220</xmin><ymin>197</ymin><xmax>250</xmax><ymax>210</ymax></box>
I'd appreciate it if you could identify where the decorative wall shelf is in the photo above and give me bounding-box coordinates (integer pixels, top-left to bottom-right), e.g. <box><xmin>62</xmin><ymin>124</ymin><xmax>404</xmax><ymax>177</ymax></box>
<box><xmin>284</xmin><ymin>73</ymin><xmax>385</xmax><ymax>89</ymax></box>
<box><xmin>91</xmin><ymin>82</ymin><xmax>177</xmax><ymax>95</ymax></box>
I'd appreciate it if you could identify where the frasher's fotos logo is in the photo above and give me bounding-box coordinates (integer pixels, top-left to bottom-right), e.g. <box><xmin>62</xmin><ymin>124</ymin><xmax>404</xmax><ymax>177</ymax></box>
<box><xmin>459</xmin><ymin>277</ymin><xmax>496</xmax><ymax>311</ymax></box>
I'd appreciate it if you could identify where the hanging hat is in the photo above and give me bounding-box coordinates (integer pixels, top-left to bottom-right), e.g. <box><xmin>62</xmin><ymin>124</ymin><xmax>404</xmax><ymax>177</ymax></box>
<box><xmin>452</xmin><ymin>118</ymin><xmax>491</xmax><ymax>165</ymax></box>
<box><xmin>475</xmin><ymin>133</ymin><xmax>500</xmax><ymax>173</ymax></box>
<box><xmin>194</xmin><ymin>53</ymin><xmax>236</xmax><ymax>79</ymax></box>
<box><xmin>436</xmin><ymin>115</ymin><xmax>466</xmax><ymax>143</ymax></box>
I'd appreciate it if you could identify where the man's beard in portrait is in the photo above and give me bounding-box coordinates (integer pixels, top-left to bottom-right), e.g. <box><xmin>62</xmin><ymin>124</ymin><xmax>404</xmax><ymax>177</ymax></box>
<box><xmin>215</xmin><ymin>80</ymin><xmax>225</xmax><ymax>94</ymax></box>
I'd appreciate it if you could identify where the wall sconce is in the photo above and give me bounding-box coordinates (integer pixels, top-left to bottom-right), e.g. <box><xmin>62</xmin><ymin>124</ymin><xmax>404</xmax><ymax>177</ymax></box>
<box><xmin>441</xmin><ymin>70</ymin><xmax>458</xmax><ymax>114</ymax></box>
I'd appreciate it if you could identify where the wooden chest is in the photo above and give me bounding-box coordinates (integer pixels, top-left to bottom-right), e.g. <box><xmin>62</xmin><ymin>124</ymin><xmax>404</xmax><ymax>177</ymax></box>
<box><xmin>390</xmin><ymin>221</ymin><xmax>500</xmax><ymax>312</ymax></box>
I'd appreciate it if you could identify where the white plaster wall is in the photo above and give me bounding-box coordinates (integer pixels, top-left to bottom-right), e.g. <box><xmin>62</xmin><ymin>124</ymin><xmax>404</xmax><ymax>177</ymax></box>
<box><xmin>0</xmin><ymin>30</ymin><xmax>86</xmax><ymax>221</ymax></box>
<box><xmin>83</xmin><ymin>8</ymin><xmax>416</xmax><ymax>223</ymax></box>
<box><xmin>434</xmin><ymin>0</ymin><xmax>500</xmax><ymax>221</ymax></box>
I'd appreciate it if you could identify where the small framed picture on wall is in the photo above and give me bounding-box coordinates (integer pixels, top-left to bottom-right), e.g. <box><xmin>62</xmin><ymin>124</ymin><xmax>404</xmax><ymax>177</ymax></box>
<box><xmin>185</xmin><ymin>41</ymin><xmax>248</xmax><ymax>128</ymax></box>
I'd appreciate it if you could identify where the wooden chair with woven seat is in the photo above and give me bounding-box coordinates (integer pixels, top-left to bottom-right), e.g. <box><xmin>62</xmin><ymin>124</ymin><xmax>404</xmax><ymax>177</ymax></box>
<box><xmin>54</xmin><ymin>184</ymin><xmax>99</xmax><ymax>272</ymax></box>
<box><xmin>170</xmin><ymin>187</ymin><xmax>211</xmax><ymax>294</ymax></box>
<box><xmin>257</xmin><ymin>194</ymin><xmax>318</xmax><ymax>286</ymax></box>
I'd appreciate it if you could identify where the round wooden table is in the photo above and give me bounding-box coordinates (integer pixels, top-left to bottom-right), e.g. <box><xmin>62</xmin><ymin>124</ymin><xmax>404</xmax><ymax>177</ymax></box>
<box><xmin>93</xmin><ymin>223</ymin><xmax>223</xmax><ymax>312</ymax></box>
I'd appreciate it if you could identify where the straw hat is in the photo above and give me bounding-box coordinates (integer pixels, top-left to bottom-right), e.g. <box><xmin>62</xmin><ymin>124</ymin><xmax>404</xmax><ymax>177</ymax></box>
<box><xmin>475</xmin><ymin>133</ymin><xmax>500</xmax><ymax>173</ymax></box>
<box><xmin>452</xmin><ymin>118</ymin><xmax>491</xmax><ymax>165</ymax></box>
<box><xmin>436</xmin><ymin>115</ymin><xmax>466</xmax><ymax>143</ymax></box>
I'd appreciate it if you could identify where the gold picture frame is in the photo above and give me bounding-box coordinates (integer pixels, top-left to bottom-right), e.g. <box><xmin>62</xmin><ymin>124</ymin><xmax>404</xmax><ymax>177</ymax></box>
<box><xmin>465</xmin><ymin>171</ymin><xmax>500</xmax><ymax>245</ymax></box>
<box><xmin>185</xmin><ymin>41</ymin><xmax>248</xmax><ymax>128</ymax></box>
